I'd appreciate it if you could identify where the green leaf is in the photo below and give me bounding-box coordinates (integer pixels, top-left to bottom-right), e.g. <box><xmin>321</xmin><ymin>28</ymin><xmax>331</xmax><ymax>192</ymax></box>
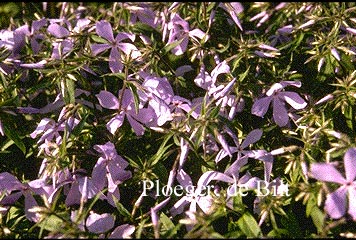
<box><xmin>237</xmin><ymin>66</ymin><xmax>250</xmax><ymax>83</ymax></box>
<box><xmin>37</xmin><ymin>214</ymin><xmax>64</xmax><ymax>232</ymax></box>
<box><xmin>64</xmin><ymin>78</ymin><xmax>75</xmax><ymax>105</ymax></box>
<box><xmin>3</xmin><ymin>125</ymin><xmax>26</xmax><ymax>154</ymax></box>
<box><xmin>160</xmin><ymin>212</ymin><xmax>180</xmax><ymax>238</ymax></box>
<box><xmin>160</xmin><ymin>38</ymin><xmax>184</xmax><ymax>56</ymax></box>
<box><xmin>71</xmin><ymin>113</ymin><xmax>88</xmax><ymax>136</ymax></box>
<box><xmin>91</xmin><ymin>34</ymin><xmax>109</xmax><ymax>44</ymax></box>
<box><xmin>310</xmin><ymin>207</ymin><xmax>325</xmax><ymax>233</ymax></box>
<box><xmin>149</xmin><ymin>134</ymin><xmax>173</xmax><ymax>166</ymax></box>
<box><xmin>127</xmin><ymin>82</ymin><xmax>140</xmax><ymax>114</ymax></box>
<box><xmin>237</xmin><ymin>212</ymin><xmax>261</xmax><ymax>238</ymax></box>
<box><xmin>114</xmin><ymin>199</ymin><xmax>132</xmax><ymax>220</ymax></box>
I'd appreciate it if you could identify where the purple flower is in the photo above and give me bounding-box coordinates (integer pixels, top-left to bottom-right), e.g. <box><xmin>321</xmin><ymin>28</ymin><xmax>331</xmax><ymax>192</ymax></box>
<box><xmin>96</xmin><ymin>89</ymin><xmax>155</xmax><ymax>136</ymax></box>
<box><xmin>251</xmin><ymin>80</ymin><xmax>307</xmax><ymax>127</ymax></box>
<box><xmin>310</xmin><ymin>147</ymin><xmax>356</xmax><ymax>220</ymax></box>
<box><xmin>86</xmin><ymin>212</ymin><xmax>115</xmax><ymax>234</ymax></box>
<box><xmin>166</xmin><ymin>13</ymin><xmax>207</xmax><ymax>55</ymax></box>
<box><xmin>0</xmin><ymin>172</ymin><xmax>42</xmax><ymax>222</ymax></box>
<box><xmin>65</xmin><ymin>174</ymin><xmax>102</xmax><ymax>207</ymax></box>
<box><xmin>91</xmin><ymin>20</ymin><xmax>141</xmax><ymax>73</ymax></box>
<box><xmin>92</xmin><ymin>141</ymin><xmax>132</xmax><ymax>207</ymax></box>
<box><xmin>47</xmin><ymin>20</ymin><xmax>75</xmax><ymax>59</ymax></box>
<box><xmin>109</xmin><ymin>224</ymin><xmax>135</xmax><ymax>239</ymax></box>
<box><xmin>29</xmin><ymin>18</ymin><xmax>47</xmax><ymax>54</ymax></box>
<box><xmin>170</xmin><ymin>169</ymin><xmax>233</xmax><ymax>219</ymax></box>
<box><xmin>140</xmin><ymin>72</ymin><xmax>174</xmax><ymax>126</ymax></box>
<box><xmin>125</xmin><ymin>3</ymin><xmax>157</xmax><ymax>28</ymax></box>
<box><xmin>218</xmin><ymin>3</ymin><xmax>244</xmax><ymax>31</ymax></box>
<box><xmin>215</xmin><ymin>128</ymin><xmax>273</xmax><ymax>182</ymax></box>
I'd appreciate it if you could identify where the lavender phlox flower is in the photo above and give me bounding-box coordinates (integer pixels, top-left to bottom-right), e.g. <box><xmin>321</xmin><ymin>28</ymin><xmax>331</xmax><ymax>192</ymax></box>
<box><xmin>310</xmin><ymin>147</ymin><xmax>356</xmax><ymax>220</ymax></box>
<box><xmin>218</xmin><ymin>2</ymin><xmax>244</xmax><ymax>31</ymax></box>
<box><xmin>96</xmin><ymin>89</ymin><xmax>155</xmax><ymax>136</ymax></box>
<box><xmin>30</xmin><ymin>118</ymin><xmax>63</xmax><ymax>145</ymax></box>
<box><xmin>91</xmin><ymin>20</ymin><xmax>141</xmax><ymax>73</ymax></box>
<box><xmin>85</xmin><ymin>212</ymin><xmax>115</xmax><ymax>234</ymax></box>
<box><xmin>251</xmin><ymin>80</ymin><xmax>307</xmax><ymax>127</ymax></box>
<box><xmin>0</xmin><ymin>172</ymin><xmax>42</xmax><ymax>222</ymax></box>
<box><xmin>170</xmin><ymin>169</ymin><xmax>234</xmax><ymax>216</ymax></box>
<box><xmin>109</xmin><ymin>224</ymin><xmax>135</xmax><ymax>239</ymax></box>
<box><xmin>170</xmin><ymin>95</ymin><xmax>198</xmax><ymax>121</ymax></box>
<box><xmin>216</xmin><ymin>128</ymin><xmax>274</xmax><ymax>182</ymax></box>
<box><xmin>215</xmin><ymin>128</ymin><xmax>263</xmax><ymax>164</ymax></box>
<box><xmin>125</xmin><ymin>3</ymin><xmax>157</xmax><ymax>28</ymax></box>
<box><xmin>28</xmin><ymin>18</ymin><xmax>47</xmax><ymax>54</ymax></box>
<box><xmin>47</xmin><ymin>20</ymin><xmax>75</xmax><ymax>59</ymax></box>
<box><xmin>65</xmin><ymin>171</ymin><xmax>102</xmax><ymax>207</ymax></box>
<box><xmin>30</xmin><ymin>105</ymin><xmax>80</xmax><ymax>145</ymax></box>
<box><xmin>166</xmin><ymin>13</ymin><xmax>208</xmax><ymax>55</ymax></box>
<box><xmin>170</xmin><ymin>169</ymin><xmax>234</xmax><ymax>231</ymax></box>
<box><xmin>140</xmin><ymin>72</ymin><xmax>174</xmax><ymax>126</ymax></box>
<box><xmin>0</xmin><ymin>25</ymin><xmax>30</xmax><ymax>74</ymax></box>
<box><xmin>92</xmin><ymin>141</ymin><xmax>132</xmax><ymax>207</ymax></box>
<box><xmin>194</xmin><ymin>61</ymin><xmax>236</xmax><ymax>104</ymax></box>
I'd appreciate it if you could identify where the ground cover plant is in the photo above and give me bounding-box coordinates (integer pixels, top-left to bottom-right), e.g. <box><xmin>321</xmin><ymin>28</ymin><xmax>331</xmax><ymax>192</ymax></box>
<box><xmin>1</xmin><ymin>2</ymin><xmax>356</xmax><ymax>238</ymax></box>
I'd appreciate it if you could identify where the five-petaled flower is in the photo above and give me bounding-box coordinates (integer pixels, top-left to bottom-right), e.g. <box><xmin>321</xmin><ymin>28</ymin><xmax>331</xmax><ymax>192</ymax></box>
<box><xmin>251</xmin><ymin>80</ymin><xmax>307</xmax><ymax>127</ymax></box>
<box><xmin>310</xmin><ymin>147</ymin><xmax>356</xmax><ymax>220</ymax></box>
<box><xmin>91</xmin><ymin>20</ymin><xmax>141</xmax><ymax>73</ymax></box>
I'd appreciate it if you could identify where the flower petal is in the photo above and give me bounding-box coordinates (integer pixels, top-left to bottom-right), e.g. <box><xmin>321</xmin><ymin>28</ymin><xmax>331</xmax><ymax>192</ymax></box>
<box><xmin>96</xmin><ymin>20</ymin><xmax>114</xmax><ymax>42</ymax></box>
<box><xmin>176</xmin><ymin>168</ymin><xmax>193</xmax><ymax>187</ymax></box>
<box><xmin>325</xmin><ymin>186</ymin><xmax>347</xmax><ymax>219</ymax></box>
<box><xmin>279</xmin><ymin>91</ymin><xmax>307</xmax><ymax>110</ymax></box>
<box><xmin>0</xmin><ymin>172</ymin><xmax>23</xmax><ymax>191</ymax></box>
<box><xmin>196</xmin><ymin>171</ymin><xmax>234</xmax><ymax>194</ymax></box>
<box><xmin>92</xmin><ymin>158</ymin><xmax>107</xmax><ymax>191</ymax></box>
<box><xmin>251</xmin><ymin>96</ymin><xmax>272</xmax><ymax>117</ymax></box>
<box><xmin>106</xmin><ymin>114</ymin><xmax>125</xmax><ymax>135</ymax></box>
<box><xmin>310</xmin><ymin>163</ymin><xmax>346</xmax><ymax>184</ymax></box>
<box><xmin>91</xmin><ymin>43</ymin><xmax>112</xmax><ymax>55</ymax></box>
<box><xmin>86</xmin><ymin>212</ymin><xmax>115</xmax><ymax>234</ymax></box>
<box><xmin>109</xmin><ymin>47</ymin><xmax>123</xmax><ymax>73</ymax></box>
<box><xmin>240</xmin><ymin>129</ymin><xmax>263</xmax><ymax>150</ymax></box>
<box><xmin>127</xmin><ymin>115</ymin><xmax>145</xmax><ymax>136</ymax></box>
<box><xmin>118</xmin><ymin>42</ymin><xmax>141</xmax><ymax>59</ymax></box>
<box><xmin>47</xmin><ymin>23</ymin><xmax>69</xmax><ymax>38</ymax></box>
<box><xmin>348</xmin><ymin>186</ymin><xmax>356</xmax><ymax>221</ymax></box>
<box><xmin>273</xmin><ymin>97</ymin><xmax>289</xmax><ymax>127</ymax></box>
<box><xmin>344</xmin><ymin>147</ymin><xmax>356</xmax><ymax>182</ymax></box>
<box><xmin>96</xmin><ymin>91</ymin><xmax>119</xmax><ymax>109</ymax></box>
<box><xmin>109</xmin><ymin>224</ymin><xmax>135</xmax><ymax>239</ymax></box>
<box><xmin>211</xmin><ymin>60</ymin><xmax>230</xmax><ymax>83</ymax></box>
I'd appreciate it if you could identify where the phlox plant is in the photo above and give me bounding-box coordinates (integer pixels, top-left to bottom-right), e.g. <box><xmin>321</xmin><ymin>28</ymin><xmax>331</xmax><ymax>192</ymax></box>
<box><xmin>1</xmin><ymin>2</ymin><xmax>356</xmax><ymax>239</ymax></box>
